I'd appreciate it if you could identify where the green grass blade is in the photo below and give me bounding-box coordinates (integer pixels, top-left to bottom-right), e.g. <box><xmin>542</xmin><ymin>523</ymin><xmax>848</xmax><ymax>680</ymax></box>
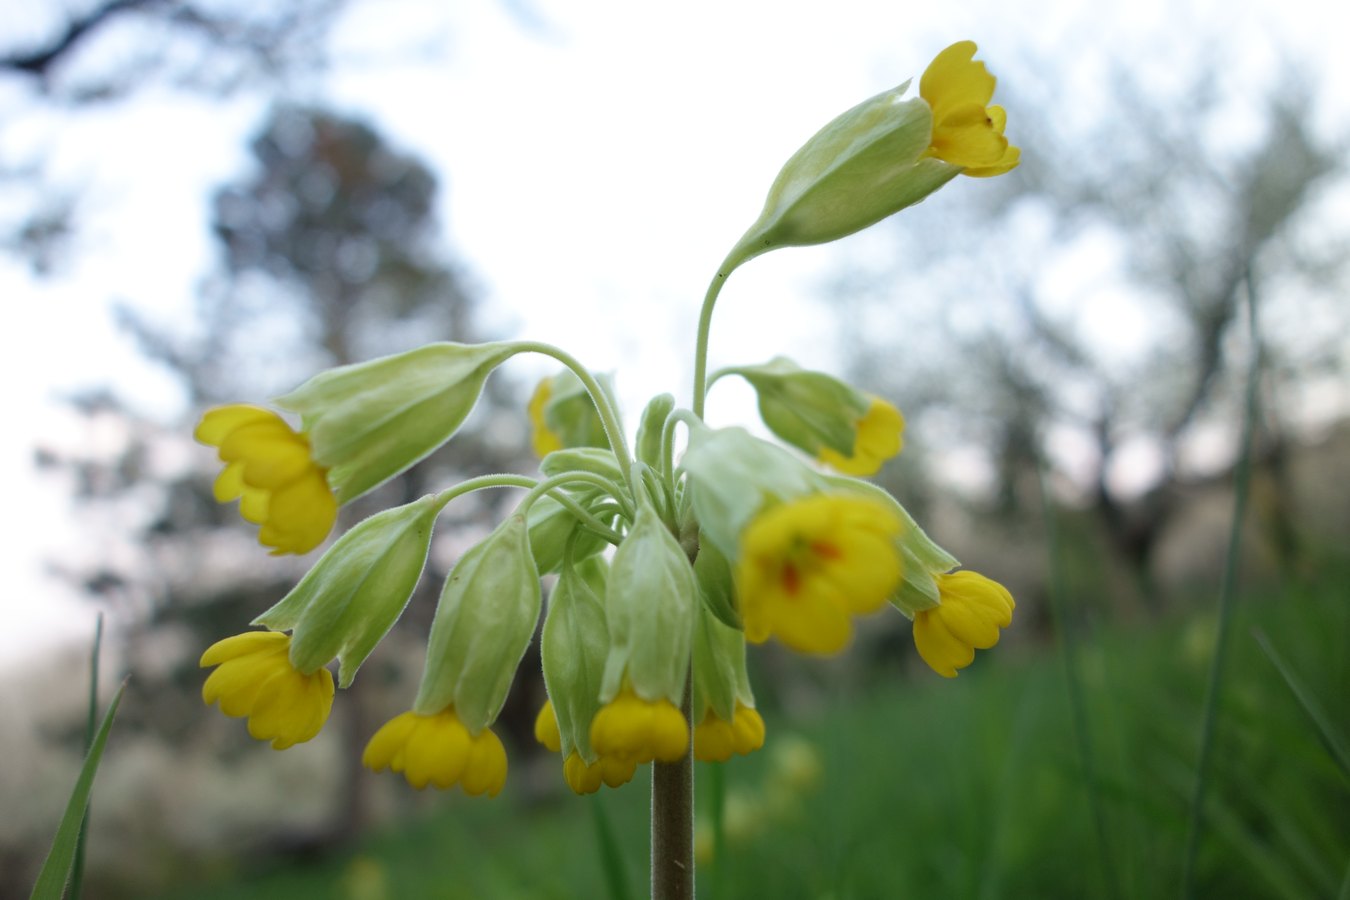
<box><xmin>29</xmin><ymin>678</ymin><xmax>126</xmax><ymax>900</ymax></box>
<box><xmin>591</xmin><ymin>794</ymin><xmax>633</xmax><ymax>900</ymax></box>
<box><xmin>1180</xmin><ymin>270</ymin><xmax>1262</xmax><ymax>898</ymax></box>
<box><xmin>1252</xmin><ymin>628</ymin><xmax>1350</xmax><ymax>779</ymax></box>
<box><xmin>69</xmin><ymin>614</ymin><xmax>104</xmax><ymax>900</ymax></box>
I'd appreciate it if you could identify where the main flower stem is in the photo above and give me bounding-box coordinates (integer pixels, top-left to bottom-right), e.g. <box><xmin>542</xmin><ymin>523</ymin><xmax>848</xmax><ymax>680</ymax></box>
<box><xmin>651</xmin><ymin>669</ymin><xmax>694</xmax><ymax>900</ymax></box>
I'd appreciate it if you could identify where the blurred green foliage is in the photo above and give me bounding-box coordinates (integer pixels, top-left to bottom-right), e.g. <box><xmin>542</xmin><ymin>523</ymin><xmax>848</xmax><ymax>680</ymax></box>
<box><xmin>148</xmin><ymin>563</ymin><xmax>1348</xmax><ymax>900</ymax></box>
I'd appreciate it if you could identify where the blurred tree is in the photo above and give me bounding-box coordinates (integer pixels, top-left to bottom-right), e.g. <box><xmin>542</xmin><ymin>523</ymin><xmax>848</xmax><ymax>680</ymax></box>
<box><xmin>0</xmin><ymin>1</ymin><xmax>352</xmax><ymax>274</ymax></box>
<box><xmin>834</xmin><ymin>60</ymin><xmax>1344</xmax><ymax>612</ymax></box>
<box><xmin>37</xmin><ymin>105</ymin><xmax>530</xmax><ymax>874</ymax></box>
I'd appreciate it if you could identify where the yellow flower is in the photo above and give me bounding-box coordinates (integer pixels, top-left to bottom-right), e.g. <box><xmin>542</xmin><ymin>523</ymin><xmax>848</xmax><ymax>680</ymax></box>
<box><xmin>913</xmin><ymin>570</ymin><xmax>1015</xmax><ymax>677</ymax></box>
<box><xmin>362</xmin><ymin>707</ymin><xmax>507</xmax><ymax>795</ymax></box>
<box><xmin>527</xmin><ymin>379</ymin><xmax>564</xmax><ymax>458</ymax></box>
<box><xmin>200</xmin><ymin>630</ymin><xmax>334</xmax><ymax>749</ymax></box>
<box><xmin>535</xmin><ymin>700</ymin><xmax>638</xmax><ymax>794</ymax></box>
<box><xmin>195</xmin><ymin>404</ymin><xmax>338</xmax><ymax>555</ymax></box>
<box><xmin>816</xmin><ymin>396</ymin><xmax>905</xmax><ymax>476</ymax></box>
<box><xmin>562</xmin><ymin>751</ymin><xmax>638</xmax><ymax>795</ymax></box>
<box><xmin>534</xmin><ymin>699</ymin><xmax>563</xmax><ymax>753</ymax></box>
<box><xmin>589</xmin><ymin>688</ymin><xmax>689</xmax><ymax>765</ymax></box>
<box><xmin>734</xmin><ymin>494</ymin><xmax>903</xmax><ymax>654</ymax></box>
<box><xmin>694</xmin><ymin>701</ymin><xmax>766</xmax><ymax>763</ymax></box>
<box><xmin>919</xmin><ymin>41</ymin><xmax>1020</xmax><ymax>177</ymax></box>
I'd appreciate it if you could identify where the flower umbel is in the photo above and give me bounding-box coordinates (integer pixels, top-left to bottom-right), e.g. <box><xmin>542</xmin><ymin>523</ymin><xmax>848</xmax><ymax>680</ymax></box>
<box><xmin>195</xmin><ymin>404</ymin><xmax>337</xmax><ymax>555</ymax></box>
<box><xmin>913</xmin><ymin>570</ymin><xmax>1015</xmax><ymax>677</ymax></box>
<box><xmin>363</xmin><ymin>707</ymin><xmax>507</xmax><ymax>795</ymax></box>
<box><xmin>200</xmin><ymin>630</ymin><xmax>334</xmax><ymax>749</ymax></box>
<box><xmin>735</xmin><ymin>494</ymin><xmax>903</xmax><ymax>654</ymax></box>
<box><xmin>919</xmin><ymin>41</ymin><xmax>1020</xmax><ymax>177</ymax></box>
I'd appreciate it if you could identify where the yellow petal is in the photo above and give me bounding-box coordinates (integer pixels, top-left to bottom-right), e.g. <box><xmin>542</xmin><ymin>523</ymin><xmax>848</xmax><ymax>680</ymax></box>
<box><xmin>194</xmin><ymin>405</ymin><xmax>275</xmax><ymax>447</ymax></box>
<box><xmin>920</xmin><ymin>41</ymin><xmax>995</xmax><ymax>121</ymax></box>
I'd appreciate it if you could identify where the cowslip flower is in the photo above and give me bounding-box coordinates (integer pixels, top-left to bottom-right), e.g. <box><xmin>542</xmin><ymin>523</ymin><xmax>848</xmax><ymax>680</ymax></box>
<box><xmin>195</xmin><ymin>404</ymin><xmax>337</xmax><ymax>555</ymax></box>
<box><xmin>734</xmin><ymin>493</ymin><xmax>903</xmax><ymax>654</ymax></box>
<box><xmin>200</xmin><ymin>630</ymin><xmax>334</xmax><ymax>749</ymax></box>
<box><xmin>694</xmin><ymin>702</ymin><xmax>766</xmax><ymax>763</ymax></box>
<box><xmin>362</xmin><ymin>707</ymin><xmax>507</xmax><ymax>795</ymax></box>
<box><xmin>535</xmin><ymin>701</ymin><xmax>636</xmax><ymax>794</ymax></box>
<box><xmin>913</xmin><ymin>570</ymin><xmax>1015</xmax><ymax>677</ymax></box>
<box><xmin>919</xmin><ymin>40</ymin><xmax>1020</xmax><ymax>177</ymax></box>
<box><xmin>589</xmin><ymin>688</ymin><xmax>689</xmax><ymax>765</ymax></box>
<box><xmin>816</xmin><ymin>396</ymin><xmax>905</xmax><ymax>476</ymax></box>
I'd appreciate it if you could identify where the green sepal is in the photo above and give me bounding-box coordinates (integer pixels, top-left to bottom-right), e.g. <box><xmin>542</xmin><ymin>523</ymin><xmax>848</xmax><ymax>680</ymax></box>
<box><xmin>526</xmin><ymin>493</ymin><xmax>611</xmax><ymax>574</ymax></box>
<box><xmin>540</xmin><ymin>367</ymin><xmax>615</xmax><ymax>451</ymax></box>
<box><xmin>693</xmin><ymin>535</ymin><xmax>740</xmax><ymax>631</ymax></box>
<box><xmin>635</xmin><ymin>393</ymin><xmax>676</xmax><ymax>472</ymax></box>
<box><xmin>255</xmin><ymin>494</ymin><xmax>441</xmax><ymax>687</ymax></box>
<box><xmin>692</xmin><ymin>602</ymin><xmax>753</xmax><ymax>723</ymax></box>
<box><xmin>539</xmin><ymin>447</ymin><xmax>627</xmax><ymax>490</ymax></box>
<box><xmin>278</xmin><ymin>341</ymin><xmax>520</xmax><ymax>504</ymax></box>
<box><xmin>599</xmin><ymin>503</ymin><xmax>696</xmax><ymax>706</ymax></box>
<box><xmin>721</xmin><ymin>357</ymin><xmax>870</xmax><ymax>457</ymax></box>
<box><xmin>679</xmin><ymin>425</ymin><xmax>829</xmax><ymax>562</ymax></box>
<box><xmin>724</xmin><ymin>81</ymin><xmax>959</xmax><ymax>272</ymax></box>
<box><xmin>540</xmin><ymin>556</ymin><xmax>610</xmax><ymax>761</ymax></box>
<box><xmin>414</xmin><ymin>514</ymin><xmax>542</xmax><ymax>732</ymax></box>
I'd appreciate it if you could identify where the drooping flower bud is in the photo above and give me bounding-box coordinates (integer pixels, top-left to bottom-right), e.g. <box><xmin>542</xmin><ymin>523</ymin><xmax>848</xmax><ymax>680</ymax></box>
<box><xmin>720</xmin><ymin>357</ymin><xmax>904</xmax><ymax>475</ymax></box>
<box><xmin>691</xmin><ymin>602</ymin><xmax>764</xmax><ymax>763</ymax></box>
<box><xmin>414</xmin><ymin>514</ymin><xmax>542</xmax><ymax>733</ymax></box>
<box><xmin>254</xmin><ymin>494</ymin><xmax>443</xmax><ymax>686</ymax></box>
<box><xmin>277</xmin><ymin>341</ymin><xmax>520</xmax><ymax>504</ymax></box>
<box><xmin>541</xmin><ymin>556</ymin><xmax>611</xmax><ymax>761</ymax></box>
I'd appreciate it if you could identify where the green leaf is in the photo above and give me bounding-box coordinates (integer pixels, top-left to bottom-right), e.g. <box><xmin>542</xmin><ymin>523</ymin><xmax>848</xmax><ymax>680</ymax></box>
<box><xmin>30</xmin><ymin>679</ymin><xmax>126</xmax><ymax>900</ymax></box>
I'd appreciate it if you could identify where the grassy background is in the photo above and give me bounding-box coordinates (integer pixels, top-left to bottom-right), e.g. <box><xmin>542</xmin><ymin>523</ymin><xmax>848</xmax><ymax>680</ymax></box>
<box><xmin>147</xmin><ymin>564</ymin><xmax>1349</xmax><ymax>900</ymax></box>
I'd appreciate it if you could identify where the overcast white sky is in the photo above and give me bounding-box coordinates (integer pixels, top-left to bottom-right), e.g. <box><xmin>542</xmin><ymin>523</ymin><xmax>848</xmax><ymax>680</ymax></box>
<box><xmin>1</xmin><ymin>0</ymin><xmax>1346</xmax><ymax>666</ymax></box>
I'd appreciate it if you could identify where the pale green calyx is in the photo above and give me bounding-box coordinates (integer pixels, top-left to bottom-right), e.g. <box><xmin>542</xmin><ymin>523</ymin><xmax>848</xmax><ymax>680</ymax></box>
<box><xmin>723</xmin><ymin>81</ymin><xmax>959</xmax><ymax>273</ymax></box>
<box><xmin>720</xmin><ymin>356</ymin><xmax>870</xmax><ymax>458</ymax></box>
<box><xmin>414</xmin><ymin>514</ymin><xmax>542</xmax><ymax>732</ymax></box>
<box><xmin>692</xmin><ymin>601</ymin><xmax>754</xmax><ymax>724</ymax></box>
<box><xmin>541</xmin><ymin>556</ymin><xmax>610</xmax><ymax>761</ymax></box>
<box><xmin>255</xmin><ymin>494</ymin><xmax>442</xmax><ymax>687</ymax></box>
<box><xmin>599</xmin><ymin>503</ymin><xmax>697</xmax><ymax>706</ymax></box>
<box><xmin>537</xmin><ymin>367</ymin><xmax>616</xmax><ymax>452</ymax></box>
<box><xmin>635</xmin><ymin>393</ymin><xmax>676</xmax><ymax>472</ymax></box>
<box><xmin>525</xmin><ymin>493</ymin><xmax>611</xmax><ymax>574</ymax></box>
<box><xmin>278</xmin><ymin>341</ymin><xmax>520</xmax><ymax>504</ymax></box>
<box><xmin>680</xmin><ymin>425</ymin><xmax>829</xmax><ymax>562</ymax></box>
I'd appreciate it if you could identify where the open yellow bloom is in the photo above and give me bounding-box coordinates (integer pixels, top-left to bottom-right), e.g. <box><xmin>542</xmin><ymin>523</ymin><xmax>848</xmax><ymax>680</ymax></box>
<box><xmin>200</xmin><ymin>630</ymin><xmax>334</xmax><ymax>749</ymax></box>
<box><xmin>527</xmin><ymin>379</ymin><xmax>564</xmax><ymax>458</ymax></box>
<box><xmin>589</xmin><ymin>689</ymin><xmax>689</xmax><ymax>765</ymax></box>
<box><xmin>913</xmin><ymin>570</ymin><xmax>1015</xmax><ymax>677</ymax></box>
<box><xmin>816</xmin><ymin>396</ymin><xmax>905</xmax><ymax>476</ymax></box>
<box><xmin>920</xmin><ymin>41</ymin><xmax>1020</xmax><ymax>177</ymax></box>
<box><xmin>735</xmin><ymin>494</ymin><xmax>903</xmax><ymax>654</ymax></box>
<box><xmin>195</xmin><ymin>404</ymin><xmax>338</xmax><ymax>555</ymax></box>
<box><xmin>362</xmin><ymin>707</ymin><xmax>507</xmax><ymax>795</ymax></box>
<box><xmin>694</xmin><ymin>702</ymin><xmax>766</xmax><ymax>763</ymax></box>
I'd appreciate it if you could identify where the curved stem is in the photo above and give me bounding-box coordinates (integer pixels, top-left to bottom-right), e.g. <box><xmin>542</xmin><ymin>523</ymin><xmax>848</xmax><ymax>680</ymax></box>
<box><xmin>513</xmin><ymin>341</ymin><xmax>635</xmax><ymax>490</ymax></box>
<box><xmin>692</xmin><ymin>264</ymin><xmax>734</xmax><ymax>419</ymax></box>
<box><xmin>431</xmin><ymin>472</ymin><xmax>629</xmax><ymax>543</ymax></box>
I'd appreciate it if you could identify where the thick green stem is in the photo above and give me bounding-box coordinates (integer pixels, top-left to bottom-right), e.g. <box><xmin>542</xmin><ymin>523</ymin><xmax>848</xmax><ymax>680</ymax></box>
<box><xmin>651</xmin><ymin>670</ymin><xmax>695</xmax><ymax>900</ymax></box>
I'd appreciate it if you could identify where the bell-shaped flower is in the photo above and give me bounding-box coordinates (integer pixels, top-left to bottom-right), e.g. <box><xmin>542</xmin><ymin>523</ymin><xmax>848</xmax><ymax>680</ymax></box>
<box><xmin>362</xmin><ymin>707</ymin><xmax>507</xmax><ymax>795</ymax></box>
<box><xmin>913</xmin><ymin>570</ymin><xmax>1015</xmax><ymax>677</ymax></box>
<box><xmin>200</xmin><ymin>630</ymin><xmax>334</xmax><ymax>749</ymax></box>
<box><xmin>722</xmin><ymin>40</ymin><xmax>1016</xmax><ymax>273</ymax></box>
<box><xmin>720</xmin><ymin>357</ymin><xmax>904</xmax><ymax>476</ymax></box>
<box><xmin>195</xmin><ymin>405</ymin><xmax>337</xmax><ymax>555</ymax></box>
<box><xmin>278</xmin><ymin>341</ymin><xmax>520</xmax><ymax>504</ymax></box>
<box><xmin>590</xmin><ymin>503</ymin><xmax>697</xmax><ymax>765</ymax></box>
<box><xmin>691</xmin><ymin>603</ymin><xmax>765</xmax><ymax>763</ymax></box>
<box><xmin>253</xmin><ymin>494</ymin><xmax>443</xmax><ymax>687</ymax></box>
